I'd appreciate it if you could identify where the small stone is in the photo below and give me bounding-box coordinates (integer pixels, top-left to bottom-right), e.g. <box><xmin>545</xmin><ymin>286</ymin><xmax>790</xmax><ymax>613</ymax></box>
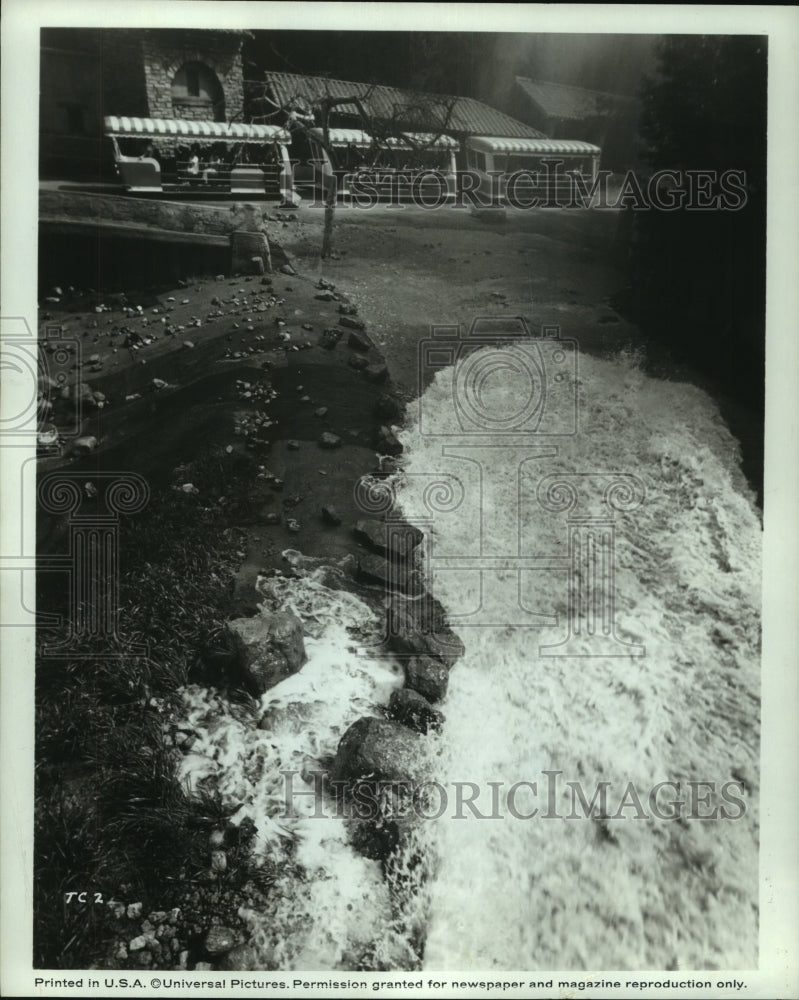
<box><xmin>287</xmin><ymin>440</ymin><xmax>300</xmax><ymax>451</ymax></box>
<box><xmin>72</xmin><ymin>435</ymin><xmax>98</xmax><ymax>454</ymax></box>
<box><xmin>152</xmin><ymin>378</ymin><xmax>168</xmax><ymax>389</ymax></box>
<box><xmin>319</xmin><ymin>432</ymin><xmax>341</xmax><ymax>449</ymax></box>
<box><xmin>183</xmin><ymin>340</ymin><xmax>196</xmax><ymax>349</ymax></box>
<box><xmin>314</xmin><ymin>407</ymin><xmax>328</xmax><ymax>418</ymax></box>
<box><xmin>265</xmin><ymin>512</ymin><xmax>281</xmax><ymax>524</ymax></box>
<box><xmin>210</xmin><ymin>849</ymin><xmax>227</xmax><ymax>872</ymax></box>
<box><xmin>365</xmin><ymin>363</ymin><xmax>389</xmax><ymax>383</ymax></box>
<box><xmin>129</xmin><ymin>935</ymin><xmax>147</xmax><ymax>952</ymax></box>
<box><xmin>319</xmin><ymin>328</ymin><xmax>342</xmax><ymax>350</ymax></box>
<box><xmin>321</xmin><ymin>505</ymin><xmax>342</xmax><ymax>526</ymax></box>
<box><xmin>286</xmin><ymin>518</ymin><xmax>301</xmax><ymax>533</ymax></box>
<box><xmin>209</xmin><ymin>830</ymin><xmax>225</xmax><ymax>849</ymax></box>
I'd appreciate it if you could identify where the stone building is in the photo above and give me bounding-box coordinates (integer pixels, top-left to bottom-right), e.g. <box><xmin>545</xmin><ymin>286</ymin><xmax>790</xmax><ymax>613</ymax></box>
<box><xmin>39</xmin><ymin>28</ymin><xmax>246</xmax><ymax>177</ymax></box>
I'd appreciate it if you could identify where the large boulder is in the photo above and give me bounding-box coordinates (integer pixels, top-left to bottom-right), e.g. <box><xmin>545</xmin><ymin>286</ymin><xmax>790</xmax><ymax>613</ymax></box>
<box><xmin>387</xmin><ymin>597</ymin><xmax>464</xmax><ymax>667</ymax></box>
<box><xmin>227</xmin><ymin>610</ymin><xmax>306</xmax><ymax>695</ymax></box>
<box><xmin>404</xmin><ymin>655</ymin><xmax>449</xmax><ymax>704</ymax></box>
<box><xmin>387</xmin><ymin>688</ymin><xmax>444</xmax><ymax>734</ymax></box>
<box><xmin>332</xmin><ymin>717</ymin><xmax>429</xmax><ymax>785</ymax></box>
<box><xmin>353</xmin><ymin>519</ymin><xmax>423</xmax><ymax>560</ymax></box>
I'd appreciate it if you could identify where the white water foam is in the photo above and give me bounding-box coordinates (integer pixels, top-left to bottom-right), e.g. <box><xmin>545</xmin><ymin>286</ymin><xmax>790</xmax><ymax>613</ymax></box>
<box><xmin>394</xmin><ymin>346</ymin><xmax>761</xmax><ymax>970</ymax></box>
<box><xmin>174</xmin><ymin>564</ymin><xmax>422</xmax><ymax>969</ymax></box>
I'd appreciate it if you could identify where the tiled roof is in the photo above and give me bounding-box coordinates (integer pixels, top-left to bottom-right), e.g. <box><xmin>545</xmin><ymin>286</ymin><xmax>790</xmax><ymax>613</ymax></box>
<box><xmin>262</xmin><ymin>71</ymin><xmax>545</xmax><ymax>140</ymax></box>
<box><xmin>515</xmin><ymin>77</ymin><xmax>634</xmax><ymax>121</ymax></box>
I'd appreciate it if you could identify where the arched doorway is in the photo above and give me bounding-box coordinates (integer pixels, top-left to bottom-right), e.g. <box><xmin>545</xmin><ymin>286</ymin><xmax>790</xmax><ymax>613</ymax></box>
<box><xmin>171</xmin><ymin>62</ymin><xmax>225</xmax><ymax>121</ymax></box>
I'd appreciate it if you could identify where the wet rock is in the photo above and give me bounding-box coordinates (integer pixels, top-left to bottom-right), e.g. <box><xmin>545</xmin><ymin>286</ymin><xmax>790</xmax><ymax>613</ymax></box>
<box><xmin>365</xmin><ymin>363</ymin><xmax>389</xmax><ymax>383</ymax></box>
<box><xmin>348</xmin><ymin>354</ymin><xmax>369</xmax><ymax>371</ymax></box>
<box><xmin>321</xmin><ymin>505</ymin><xmax>342</xmax><ymax>526</ymax></box>
<box><xmin>388</xmin><ymin>688</ymin><xmax>444</xmax><ymax>734</ymax></box>
<box><xmin>332</xmin><ymin>717</ymin><xmax>429</xmax><ymax>785</ymax></box>
<box><xmin>219</xmin><ymin>944</ymin><xmax>259</xmax><ymax>971</ymax></box>
<box><xmin>319</xmin><ymin>432</ymin><xmax>341</xmax><ymax>449</ymax></box>
<box><xmin>204</xmin><ymin>926</ymin><xmax>238</xmax><ymax>956</ymax></box>
<box><xmin>259</xmin><ymin>700</ymin><xmax>318</xmax><ymax>733</ymax></box>
<box><xmin>374</xmin><ymin>393</ymin><xmax>403</xmax><ymax>421</ymax></box>
<box><xmin>376</xmin><ymin>425</ymin><xmax>403</xmax><ymax>455</ymax></box>
<box><xmin>353</xmin><ymin>520</ymin><xmax>423</xmax><ymax>559</ymax></box>
<box><xmin>339</xmin><ymin>314</ymin><xmax>365</xmax><ymax>331</ymax></box>
<box><xmin>355</xmin><ymin>552</ymin><xmax>404</xmax><ymax>590</ymax></box>
<box><xmin>347</xmin><ymin>330</ymin><xmax>373</xmax><ymax>352</ymax></box>
<box><xmin>227</xmin><ymin>611</ymin><xmax>306</xmax><ymax>696</ymax></box>
<box><xmin>387</xmin><ymin>597</ymin><xmax>464</xmax><ymax>667</ymax></box>
<box><xmin>405</xmin><ymin>655</ymin><xmax>449</xmax><ymax>704</ymax></box>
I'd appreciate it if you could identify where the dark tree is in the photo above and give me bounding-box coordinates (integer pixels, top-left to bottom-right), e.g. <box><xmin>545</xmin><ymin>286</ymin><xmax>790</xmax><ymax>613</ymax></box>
<box><xmin>629</xmin><ymin>35</ymin><xmax>767</xmax><ymax>416</ymax></box>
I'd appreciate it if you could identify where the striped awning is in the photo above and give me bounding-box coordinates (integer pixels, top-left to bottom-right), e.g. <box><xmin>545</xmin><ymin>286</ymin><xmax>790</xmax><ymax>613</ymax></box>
<box><xmin>104</xmin><ymin>116</ymin><xmax>290</xmax><ymax>144</ymax></box>
<box><xmin>466</xmin><ymin>136</ymin><xmax>601</xmax><ymax>156</ymax></box>
<box><xmin>308</xmin><ymin>127</ymin><xmax>458</xmax><ymax>150</ymax></box>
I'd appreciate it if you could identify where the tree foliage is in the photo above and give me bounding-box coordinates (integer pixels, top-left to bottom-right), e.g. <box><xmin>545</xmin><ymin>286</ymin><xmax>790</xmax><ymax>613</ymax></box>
<box><xmin>629</xmin><ymin>35</ymin><xmax>767</xmax><ymax>414</ymax></box>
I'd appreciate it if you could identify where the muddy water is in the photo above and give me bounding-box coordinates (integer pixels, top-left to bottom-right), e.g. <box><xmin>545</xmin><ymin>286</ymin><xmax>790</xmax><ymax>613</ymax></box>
<box><xmin>394</xmin><ymin>344</ymin><xmax>761</xmax><ymax>970</ymax></box>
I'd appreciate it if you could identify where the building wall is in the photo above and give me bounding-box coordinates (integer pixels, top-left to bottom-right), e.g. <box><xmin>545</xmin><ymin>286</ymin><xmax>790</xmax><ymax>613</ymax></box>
<box><xmin>40</xmin><ymin>29</ymin><xmax>245</xmax><ymax>178</ymax></box>
<box><xmin>140</xmin><ymin>32</ymin><xmax>244</xmax><ymax>123</ymax></box>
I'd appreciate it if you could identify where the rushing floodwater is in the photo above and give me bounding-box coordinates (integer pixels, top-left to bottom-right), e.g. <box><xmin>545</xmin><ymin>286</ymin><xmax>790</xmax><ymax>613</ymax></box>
<box><xmin>396</xmin><ymin>345</ymin><xmax>761</xmax><ymax>971</ymax></box>
<box><xmin>176</xmin><ymin>346</ymin><xmax>761</xmax><ymax>971</ymax></box>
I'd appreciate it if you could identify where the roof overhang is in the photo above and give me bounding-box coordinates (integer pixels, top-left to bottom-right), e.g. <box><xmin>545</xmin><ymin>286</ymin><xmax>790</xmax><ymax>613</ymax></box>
<box><xmin>466</xmin><ymin>136</ymin><xmax>601</xmax><ymax>156</ymax></box>
<box><xmin>104</xmin><ymin>116</ymin><xmax>290</xmax><ymax>143</ymax></box>
<box><xmin>308</xmin><ymin>127</ymin><xmax>459</xmax><ymax>151</ymax></box>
